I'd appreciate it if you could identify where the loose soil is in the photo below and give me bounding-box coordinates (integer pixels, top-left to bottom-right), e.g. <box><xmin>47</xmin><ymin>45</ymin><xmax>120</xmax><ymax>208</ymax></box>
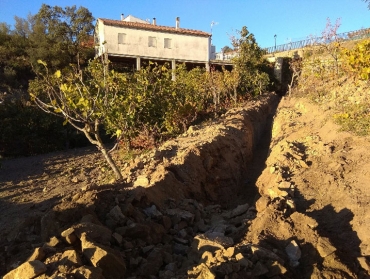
<box><xmin>0</xmin><ymin>92</ymin><xmax>369</xmax><ymax>278</ymax></box>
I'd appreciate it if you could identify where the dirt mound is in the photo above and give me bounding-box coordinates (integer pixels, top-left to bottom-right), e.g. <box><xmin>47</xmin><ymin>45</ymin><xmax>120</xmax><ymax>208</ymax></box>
<box><xmin>1</xmin><ymin>92</ymin><xmax>370</xmax><ymax>278</ymax></box>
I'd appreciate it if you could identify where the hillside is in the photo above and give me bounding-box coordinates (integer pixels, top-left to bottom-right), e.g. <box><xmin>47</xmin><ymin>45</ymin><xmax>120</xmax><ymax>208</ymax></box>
<box><xmin>1</xmin><ymin>88</ymin><xmax>370</xmax><ymax>278</ymax></box>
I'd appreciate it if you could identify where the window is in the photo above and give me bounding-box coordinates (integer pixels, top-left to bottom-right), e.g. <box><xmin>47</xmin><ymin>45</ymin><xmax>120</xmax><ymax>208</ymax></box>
<box><xmin>118</xmin><ymin>33</ymin><xmax>126</xmax><ymax>44</ymax></box>
<box><xmin>148</xmin><ymin>36</ymin><xmax>157</xmax><ymax>47</ymax></box>
<box><xmin>164</xmin><ymin>38</ymin><xmax>172</xmax><ymax>49</ymax></box>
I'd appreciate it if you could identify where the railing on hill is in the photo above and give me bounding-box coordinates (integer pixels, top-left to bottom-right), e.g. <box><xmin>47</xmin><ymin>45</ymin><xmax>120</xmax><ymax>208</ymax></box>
<box><xmin>264</xmin><ymin>27</ymin><xmax>370</xmax><ymax>54</ymax></box>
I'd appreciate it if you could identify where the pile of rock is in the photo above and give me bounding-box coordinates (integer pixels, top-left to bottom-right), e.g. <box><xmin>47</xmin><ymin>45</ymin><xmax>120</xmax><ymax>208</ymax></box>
<box><xmin>3</xmin><ymin>185</ymin><xmax>297</xmax><ymax>278</ymax></box>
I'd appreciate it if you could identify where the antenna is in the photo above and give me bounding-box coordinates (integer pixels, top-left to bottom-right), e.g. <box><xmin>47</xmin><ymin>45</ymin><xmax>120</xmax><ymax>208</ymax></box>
<box><xmin>210</xmin><ymin>21</ymin><xmax>218</xmax><ymax>44</ymax></box>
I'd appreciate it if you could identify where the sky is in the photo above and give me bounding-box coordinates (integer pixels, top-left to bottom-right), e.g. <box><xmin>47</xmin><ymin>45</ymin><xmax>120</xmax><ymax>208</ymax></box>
<box><xmin>0</xmin><ymin>0</ymin><xmax>369</xmax><ymax>52</ymax></box>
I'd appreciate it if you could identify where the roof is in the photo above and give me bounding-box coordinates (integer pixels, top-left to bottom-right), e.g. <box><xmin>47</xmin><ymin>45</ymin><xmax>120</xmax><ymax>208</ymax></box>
<box><xmin>97</xmin><ymin>18</ymin><xmax>211</xmax><ymax>37</ymax></box>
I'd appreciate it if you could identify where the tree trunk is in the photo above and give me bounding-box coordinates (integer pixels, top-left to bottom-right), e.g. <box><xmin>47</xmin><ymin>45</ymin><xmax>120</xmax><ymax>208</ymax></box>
<box><xmin>98</xmin><ymin>143</ymin><xmax>123</xmax><ymax>181</ymax></box>
<box><xmin>81</xmin><ymin>123</ymin><xmax>123</xmax><ymax>181</ymax></box>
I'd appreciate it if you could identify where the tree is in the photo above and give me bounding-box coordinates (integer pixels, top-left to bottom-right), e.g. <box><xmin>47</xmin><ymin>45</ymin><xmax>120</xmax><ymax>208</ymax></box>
<box><xmin>221</xmin><ymin>46</ymin><xmax>233</xmax><ymax>53</ymax></box>
<box><xmin>28</xmin><ymin>4</ymin><xmax>95</xmax><ymax>70</ymax></box>
<box><xmin>230</xmin><ymin>26</ymin><xmax>270</xmax><ymax>96</ymax></box>
<box><xmin>29</xmin><ymin>56</ymin><xmax>126</xmax><ymax>180</ymax></box>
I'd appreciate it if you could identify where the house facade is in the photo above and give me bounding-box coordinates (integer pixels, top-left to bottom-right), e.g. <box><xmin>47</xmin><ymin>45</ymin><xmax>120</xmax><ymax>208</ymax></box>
<box><xmin>94</xmin><ymin>15</ymin><xmax>215</xmax><ymax>71</ymax></box>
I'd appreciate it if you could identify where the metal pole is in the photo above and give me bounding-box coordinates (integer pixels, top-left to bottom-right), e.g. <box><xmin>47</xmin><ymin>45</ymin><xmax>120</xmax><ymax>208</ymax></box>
<box><xmin>274</xmin><ymin>34</ymin><xmax>277</xmax><ymax>52</ymax></box>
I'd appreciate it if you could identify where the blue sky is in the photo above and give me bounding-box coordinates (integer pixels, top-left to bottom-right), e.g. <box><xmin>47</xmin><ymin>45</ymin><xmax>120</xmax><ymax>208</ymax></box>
<box><xmin>0</xmin><ymin>0</ymin><xmax>369</xmax><ymax>51</ymax></box>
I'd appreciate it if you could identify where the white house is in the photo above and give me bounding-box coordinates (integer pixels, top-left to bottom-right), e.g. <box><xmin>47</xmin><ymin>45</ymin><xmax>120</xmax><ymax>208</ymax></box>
<box><xmin>94</xmin><ymin>15</ymin><xmax>216</xmax><ymax>71</ymax></box>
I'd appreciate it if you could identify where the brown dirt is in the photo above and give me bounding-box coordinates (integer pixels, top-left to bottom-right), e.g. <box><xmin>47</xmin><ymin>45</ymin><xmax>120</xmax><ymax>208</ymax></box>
<box><xmin>0</xmin><ymin>92</ymin><xmax>369</xmax><ymax>278</ymax></box>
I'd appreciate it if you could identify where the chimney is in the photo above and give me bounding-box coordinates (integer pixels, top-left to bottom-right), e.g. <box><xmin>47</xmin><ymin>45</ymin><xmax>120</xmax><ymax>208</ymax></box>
<box><xmin>153</xmin><ymin>18</ymin><xmax>156</xmax><ymax>25</ymax></box>
<box><xmin>121</xmin><ymin>14</ymin><xmax>124</xmax><ymax>21</ymax></box>
<box><xmin>176</xmin><ymin>17</ymin><xmax>180</xmax><ymax>29</ymax></box>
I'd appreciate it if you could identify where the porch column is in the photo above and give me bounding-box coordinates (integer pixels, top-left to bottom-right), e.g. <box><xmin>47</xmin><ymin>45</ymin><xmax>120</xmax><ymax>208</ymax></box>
<box><xmin>171</xmin><ymin>59</ymin><xmax>176</xmax><ymax>81</ymax></box>
<box><xmin>206</xmin><ymin>62</ymin><xmax>210</xmax><ymax>72</ymax></box>
<box><xmin>136</xmin><ymin>57</ymin><xmax>141</xmax><ymax>71</ymax></box>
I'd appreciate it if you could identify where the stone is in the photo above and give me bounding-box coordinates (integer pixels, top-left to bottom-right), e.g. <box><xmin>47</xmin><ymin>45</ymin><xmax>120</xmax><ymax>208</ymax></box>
<box><xmin>108</xmin><ymin>205</ymin><xmax>127</xmax><ymax>223</ymax></box>
<box><xmin>251</xmin><ymin>245</ymin><xmax>282</xmax><ymax>262</ymax></box>
<box><xmin>316</xmin><ymin>237</ymin><xmax>336</xmax><ymax>258</ymax></box>
<box><xmin>139</xmin><ymin>248</ymin><xmax>163</xmax><ymax>276</ymax></box>
<box><xmin>195</xmin><ymin>219</ymin><xmax>210</xmax><ymax>233</ymax></box>
<box><xmin>165</xmin><ymin>262</ymin><xmax>177</xmax><ymax>272</ymax></box>
<box><xmin>71</xmin><ymin>265</ymin><xmax>104</xmax><ymax>279</ymax></box>
<box><xmin>143</xmin><ymin>205</ymin><xmax>163</xmax><ymax>218</ymax></box>
<box><xmin>161</xmin><ymin>215</ymin><xmax>172</xmax><ymax>231</ymax></box>
<box><xmin>285</xmin><ymin>240</ymin><xmax>301</xmax><ymax>266</ymax></box>
<box><xmin>193</xmin><ymin>232</ymin><xmax>233</xmax><ymax>255</ymax></box>
<box><xmin>125</xmin><ymin>223</ymin><xmax>150</xmax><ymax>239</ymax></box>
<box><xmin>3</xmin><ymin>260</ymin><xmax>47</xmax><ymax>279</ymax></box>
<box><xmin>201</xmin><ymin>251</ymin><xmax>216</xmax><ymax>265</ymax></box>
<box><xmin>188</xmin><ymin>263</ymin><xmax>215</xmax><ymax>279</ymax></box>
<box><xmin>173</xmin><ymin>243</ymin><xmax>189</xmax><ymax>255</ymax></box>
<box><xmin>252</xmin><ymin>261</ymin><xmax>269</xmax><ymax>276</ymax></box>
<box><xmin>73</xmin><ymin>222</ymin><xmax>112</xmax><ymax>246</ymax></box>
<box><xmin>112</xmin><ymin>232</ymin><xmax>123</xmax><ymax>245</ymax></box>
<box><xmin>27</xmin><ymin>247</ymin><xmax>46</xmax><ymax>261</ymax></box>
<box><xmin>134</xmin><ymin>175</ymin><xmax>150</xmax><ymax>187</ymax></box>
<box><xmin>223</xmin><ymin>247</ymin><xmax>235</xmax><ymax>258</ymax></box>
<box><xmin>47</xmin><ymin>236</ymin><xmax>61</xmax><ymax>247</ymax></box>
<box><xmin>61</xmin><ymin>227</ymin><xmax>78</xmax><ymax>244</ymax></box>
<box><xmin>60</xmin><ymin>249</ymin><xmax>83</xmax><ymax>267</ymax></box>
<box><xmin>255</xmin><ymin>196</ymin><xmax>270</xmax><ymax>212</ymax></box>
<box><xmin>357</xmin><ymin>257</ymin><xmax>370</xmax><ymax>272</ymax></box>
<box><xmin>235</xmin><ymin>253</ymin><xmax>252</xmax><ymax>268</ymax></box>
<box><xmin>266</xmin><ymin>261</ymin><xmax>287</xmax><ymax>277</ymax></box>
<box><xmin>81</xmin><ymin>233</ymin><xmax>126</xmax><ymax>279</ymax></box>
<box><xmin>290</xmin><ymin>212</ymin><xmax>318</xmax><ymax>229</ymax></box>
<box><xmin>228</xmin><ymin>203</ymin><xmax>249</xmax><ymax>218</ymax></box>
<box><xmin>166</xmin><ymin>208</ymin><xmax>194</xmax><ymax>224</ymax></box>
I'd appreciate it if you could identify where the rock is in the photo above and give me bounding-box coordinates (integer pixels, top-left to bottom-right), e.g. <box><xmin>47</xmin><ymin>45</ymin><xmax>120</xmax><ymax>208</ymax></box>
<box><xmin>60</xmin><ymin>249</ymin><xmax>83</xmax><ymax>267</ymax></box>
<box><xmin>142</xmin><ymin>245</ymin><xmax>155</xmax><ymax>254</ymax></box>
<box><xmin>47</xmin><ymin>236</ymin><xmax>61</xmax><ymax>247</ymax></box>
<box><xmin>250</xmin><ymin>245</ymin><xmax>283</xmax><ymax>262</ymax></box>
<box><xmin>266</xmin><ymin>261</ymin><xmax>287</xmax><ymax>277</ymax></box>
<box><xmin>228</xmin><ymin>203</ymin><xmax>249</xmax><ymax>218</ymax></box>
<box><xmin>112</xmin><ymin>232</ymin><xmax>123</xmax><ymax>245</ymax></box>
<box><xmin>173</xmin><ymin>243</ymin><xmax>189</xmax><ymax>255</ymax></box>
<box><xmin>195</xmin><ymin>219</ymin><xmax>210</xmax><ymax>233</ymax></box>
<box><xmin>27</xmin><ymin>247</ymin><xmax>46</xmax><ymax>261</ymax></box>
<box><xmin>3</xmin><ymin>260</ymin><xmax>47</xmax><ymax>279</ymax></box>
<box><xmin>201</xmin><ymin>251</ymin><xmax>216</xmax><ymax>265</ymax></box>
<box><xmin>193</xmin><ymin>232</ymin><xmax>233</xmax><ymax>254</ymax></box>
<box><xmin>161</xmin><ymin>215</ymin><xmax>172</xmax><ymax>231</ymax></box>
<box><xmin>290</xmin><ymin>212</ymin><xmax>318</xmax><ymax>229</ymax></box>
<box><xmin>188</xmin><ymin>263</ymin><xmax>215</xmax><ymax>279</ymax></box>
<box><xmin>285</xmin><ymin>240</ymin><xmax>301</xmax><ymax>266</ymax></box>
<box><xmin>255</xmin><ymin>196</ymin><xmax>270</xmax><ymax>212</ymax></box>
<box><xmin>166</xmin><ymin>208</ymin><xmax>194</xmax><ymax>224</ymax></box>
<box><xmin>107</xmin><ymin>205</ymin><xmax>127</xmax><ymax>224</ymax></box>
<box><xmin>143</xmin><ymin>205</ymin><xmax>163</xmax><ymax>218</ymax></box>
<box><xmin>40</xmin><ymin>211</ymin><xmax>59</xmax><ymax>242</ymax></box>
<box><xmin>81</xmin><ymin>233</ymin><xmax>126</xmax><ymax>279</ymax></box>
<box><xmin>139</xmin><ymin>248</ymin><xmax>163</xmax><ymax>276</ymax></box>
<box><xmin>125</xmin><ymin>223</ymin><xmax>151</xmax><ymax>239</ymax></box>
<box><xmin>134</xmin><ymin>175</ymin><xmax>150</xmax><ymax>187</ymax></box>
<box><xmin>61</xmin><ymin>227</ymin><xmax>78</xmax><ymax>244</ymax></box>
<box><xmin>235</xmin><ymin>253</ymin><xmax>252</xmax><ymax>268</ymax></box>
<box><xmin>165</xmin><ymin>262</ymin><xmax>177</xmax><ymax>272</ymax></box>
<box><xmin>71</xmin><ymin>265</ymin><xmax>104</xmax><ymax>279</ymax></box>
<box><xmin>357</xmin><ymin>257</ymin><xmax>370</xmax><ymax>272</ymax></box>
<box><xmin>252</xmin><ymin>261</ymin><xmax>269</xmax><ymax>276</ymax></box>
<box><xmin>73</xmin><ymin>222</ymin><xmax>112</xmax><ymax>246</ymax></box>
<box><xmin>223</xmin><ymin>247</ymin><xmax>235</xmax><ymax>258</ymax></box>
<box><xmin>316</xmin><ymin>237</ymin><xmax>336</xmax><ymax>258</ymax></box>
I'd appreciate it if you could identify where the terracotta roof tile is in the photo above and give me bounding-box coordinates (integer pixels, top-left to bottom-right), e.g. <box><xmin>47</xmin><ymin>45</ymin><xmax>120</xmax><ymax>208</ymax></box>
<box><xmin>98</xmin><ymin>18</ymin><xmax>211</xmax><ymax>37</ymax></box>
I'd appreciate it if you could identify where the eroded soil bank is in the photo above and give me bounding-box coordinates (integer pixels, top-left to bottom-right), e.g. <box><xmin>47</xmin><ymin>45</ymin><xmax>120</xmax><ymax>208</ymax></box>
<box><xmin>1</xmin><ymin>92</ymin><xmax>370</xmax><ymax>278</ymax></box>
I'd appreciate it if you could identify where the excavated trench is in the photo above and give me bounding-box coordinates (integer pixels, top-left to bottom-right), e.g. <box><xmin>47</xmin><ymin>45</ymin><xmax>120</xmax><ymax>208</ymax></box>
<box><xmin>6</xmin><ymin>91</ymin><xmax>363</xmax><ymax>278</ymax></box>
